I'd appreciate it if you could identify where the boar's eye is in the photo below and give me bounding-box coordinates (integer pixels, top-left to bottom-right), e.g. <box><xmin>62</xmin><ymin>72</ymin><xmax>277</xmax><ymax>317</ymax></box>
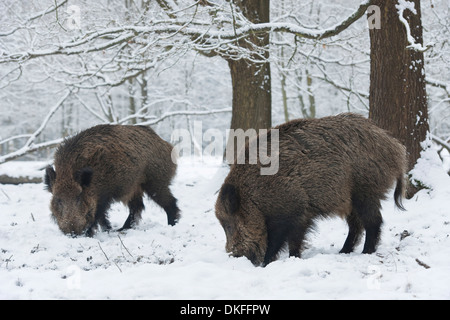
<box><xmin>223</xmin><ymin>223</ymin><xmax>234</xmax><ymax>235</ymax></box>
<box><xmin>53</xmin><ymin>197</ymin><xmax>63</xmax><ymax>210</ymax></box>
<box><xmin>220</xmin><ymin>184</ymin><xmax>240</xmax><ymax>215</ymax></box>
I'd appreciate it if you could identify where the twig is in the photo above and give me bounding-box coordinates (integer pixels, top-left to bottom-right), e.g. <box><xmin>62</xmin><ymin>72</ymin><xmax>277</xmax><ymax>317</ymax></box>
<box><xmin>113</xmin><ymin>261</ymin><xmax>122</xmax><ymax>273</ymax></box>
<box><xmin>118</xmin><ymin>234</ymin><xmax>134</xmax><ymax>259</ymax></box>
<box><xmin>54</xmin><ymin>0</ymin><xmax>67</xmax><ymax>31</ymax></box>
<box><xmin>415</xmin><ymin>258</ymin><xmax>431</xmax><ymax>269</ymax></box>
<box><xmin>0</xmin><ymin>188</ymin><xmax>11</xmax><ymax>201</ymax></box>
<box><xmin>432</xmin><ymin>134</ymin><xmax>450</xmax><ymax>153</ymax></box>
<box><xmin>5</xmin><ymin>255</ymin><xmax>13</xmax><ymax>268</ymax></box>
<box><xmin>98</xmin><ymin>241</ymin><xmax>109</xmax><ymax>261</ymax></box>
<box><xmin>98</xmin><ymin>241</ymin><xmax>122</xmax><ymax>272</ymax></box>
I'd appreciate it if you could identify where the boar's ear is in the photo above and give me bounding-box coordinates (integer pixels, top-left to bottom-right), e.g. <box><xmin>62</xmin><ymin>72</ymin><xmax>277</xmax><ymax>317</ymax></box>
<box><xmin>220</xmin><ymin>183</ymin><xmax>240</xmax><ymax>215</ymax></box>
<box><xmin>44</xmin><ymin>166</ymin><xmax>56</xmax><ymax>193</ymax></box>
<box><xmin>75</xmin><ymin>167</ymin><xmax>93</xmax><ymax>188</ymax></box>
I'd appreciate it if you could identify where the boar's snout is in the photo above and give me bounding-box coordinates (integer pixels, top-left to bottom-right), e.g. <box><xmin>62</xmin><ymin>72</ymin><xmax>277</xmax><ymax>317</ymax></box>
<box><xmin>47</xmin><ymin>166</ymin><xmax>97</xmax><ymax>236</ymax></box>
<box><xmin>50</xmin><ymin>197</ymin><xmax>96</xmax><ymax>236</ymax></box>
<box><xmin>216</xmin><ymin>183</ymin><xmax>268</xmax><ymax>266</ymax></box>
<box><xmin>226</xmin><ymin>243</ymin><xmax>264</xmax><ymax>267</ymax></box>
<box><xmin>55</xmin><ymin>215</ymin><xmax>91</xmax><ymax>237</ymax></box>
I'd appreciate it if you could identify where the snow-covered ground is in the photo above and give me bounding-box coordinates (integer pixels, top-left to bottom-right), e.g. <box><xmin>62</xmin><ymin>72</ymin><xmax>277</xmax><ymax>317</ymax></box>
<box><xmin>0</xmin><ymin>148</ymin><xmax>449</xmax><ymax>300</ymax></box>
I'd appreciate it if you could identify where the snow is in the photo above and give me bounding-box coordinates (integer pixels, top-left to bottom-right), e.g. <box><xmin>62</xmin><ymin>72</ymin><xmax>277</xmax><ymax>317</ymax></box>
<box><xmin>0</xmin><ymin>161</ymin><xmax>49</xmax><ymax>179</ymax></box>
<box><xmin>1</xmin><ymin>153</ymin><xmax>449</xmax><ymax>300</ymax></box>
<box><xmin>395</xmin><ymin>0</ymin><xmax>429</xmax><ymax>52</ymax></box>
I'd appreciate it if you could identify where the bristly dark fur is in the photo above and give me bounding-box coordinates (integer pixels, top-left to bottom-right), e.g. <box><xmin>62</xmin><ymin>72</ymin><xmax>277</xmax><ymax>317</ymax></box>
<box><xmin>215</xmin><ymin>113</ymin><xmax>407</xmax><ymax>266</ymax></box>
<box><xmin>45</xmin><ymin>124</ymin><xmax>180</xmax><ymax>236</ymax></box>
<box><xmin>44</xmin><ymin>166</ymin><xmax>55</xmax><ymax>192</ymax></box>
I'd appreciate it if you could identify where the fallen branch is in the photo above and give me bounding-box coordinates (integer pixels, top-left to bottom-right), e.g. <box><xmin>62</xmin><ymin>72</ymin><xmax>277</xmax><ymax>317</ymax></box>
<box><xmin>0</xmin><ymin>175</ymin><xmax>42</xmax><ymax>185</ymax></box>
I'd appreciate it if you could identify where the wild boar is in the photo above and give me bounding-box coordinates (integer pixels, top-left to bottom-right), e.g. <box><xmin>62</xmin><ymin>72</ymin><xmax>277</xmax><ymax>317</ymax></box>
<box><xmin>45</xmin><ymin>124</ymin><xmax>180</xmax><ymax>236</ymax></box>
<box><xmin>215</xmin><ymin>113</ymin><xmax>407</xmax><ymax>266</ymax></box>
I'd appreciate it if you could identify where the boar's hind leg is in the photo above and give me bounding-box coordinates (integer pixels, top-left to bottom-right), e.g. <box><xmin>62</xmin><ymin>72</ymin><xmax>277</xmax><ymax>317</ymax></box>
<box><xmin>340</xmin><ymin>209</ymin><xmax>364</xmax><ymax>254</ymax></box>
<box><xmin>145</xmin><ymin>186</ymin><xmax>180</xmax><ymax>226</ymax></box>
<box><xmin>352</xmin><ymin>197</ymin><xmax>383</xmax><ymax>254</ymax></box>
<box><xmin>120</xmin><ymin>195</ymin><xmax>145</xmax><ymax>231</ymax></box>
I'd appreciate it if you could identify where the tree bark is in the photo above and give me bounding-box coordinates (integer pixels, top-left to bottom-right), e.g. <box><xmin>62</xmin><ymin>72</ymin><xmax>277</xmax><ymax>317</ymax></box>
<box><xmin>225</xmin><ymin>0</ymin><xmax>271</xmax><ymax>160</ymax></box>
<box><xmin>227</xmin><ymin>56</ymin><xmax>272</xmax><ymax>132</ymax></box>
<box><xmin>227</xmin><ymin>0</ymin><xmax>271</xmax><ymax>132</ymax></box>
<box><xmin>368</xmin><ymin>0</ymin><xmax>429</xmax><ymax>197</ymax></box>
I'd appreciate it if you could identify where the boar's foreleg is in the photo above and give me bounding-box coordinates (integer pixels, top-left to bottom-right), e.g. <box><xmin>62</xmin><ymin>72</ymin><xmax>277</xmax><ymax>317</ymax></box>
<box><xmin>340</xmin><ymin>209</ymin><xmax>364</xmax><ymax>254</ymax></box>
<box><xmin>86</xmin><ymin>196</ymin><xmax>112</xmax><ymax>237</ymax></box>
<box><xmin>263</xmin><ymin>217</ymin><xmax>313</xmax><ymax>267</ymax></box>
<box><xmin>120</xmin><ymin>195</ymin><xmax>145</xmax><ymax>231</ymax></box>
<box><xmin>287</xmin><ymin>217</ymin><xmax>314</xmax><ymax>261</ymax></box>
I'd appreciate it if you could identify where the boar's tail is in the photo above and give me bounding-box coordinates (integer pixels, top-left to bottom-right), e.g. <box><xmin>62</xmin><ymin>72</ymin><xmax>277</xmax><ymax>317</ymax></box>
<box><xmin>394</xmin><ymin>174</ymin><xmax>406</xmax><ymax>211</ymax></box>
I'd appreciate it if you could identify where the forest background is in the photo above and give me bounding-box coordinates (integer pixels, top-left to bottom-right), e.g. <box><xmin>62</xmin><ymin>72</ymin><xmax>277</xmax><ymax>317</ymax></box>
<box><xmin>0</xmin><ymin>0</ymin><xmax>449</xmax><ymax>194</ymax></box>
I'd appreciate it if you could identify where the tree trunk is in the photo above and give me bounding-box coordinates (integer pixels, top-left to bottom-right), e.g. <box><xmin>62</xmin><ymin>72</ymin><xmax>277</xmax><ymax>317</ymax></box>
<box><xmin>368</xmin><ymin>0</ymin><xmax>429</xmax><ymax>197</ymax></box>
<box><xmin>225</xmin><ymin>0</ymin><xmax>271</xmax><ymax>160</ymax></box>
<box><xmin>228</xmin><ymin>57</ymin><xmax>271</xmax><ymax>132</ymax></box>
<box><xmin>223</xmin><ymin>0</ymin><xmax>270</xmax><ymax>153</ymax></box>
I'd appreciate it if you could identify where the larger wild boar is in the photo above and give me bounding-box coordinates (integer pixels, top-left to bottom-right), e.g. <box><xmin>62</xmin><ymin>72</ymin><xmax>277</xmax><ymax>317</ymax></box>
<box><xmin>45</xmin><ymin>124</ymin><xmax>180</xmax><ymax>236</ymax></box>
<box><xmin>215</xmin><ymin>113</ymin><xmax>407</xmax><ymax>266</ymax></box>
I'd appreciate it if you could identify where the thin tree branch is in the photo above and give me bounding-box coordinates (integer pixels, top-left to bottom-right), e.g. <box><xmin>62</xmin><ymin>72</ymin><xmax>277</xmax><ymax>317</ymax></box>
<box><xmin>0</xmin><ymin>0</ymin><xmax>374</xmax><ymax>64</ymax></box>
<box><xmin>432</xmin><ymin>134</ymin><xmax>450</xmax><ymax>153</ymax></box>
<box><xmin>0</xmin><ymin>0</ymin><xmax>68</xmax><ymax>37</ymax></box>
<box><xmin>128</xmin><ymin>107</ymin><xmax>232</xmax><ymax>126</ymax></box>
<box><xmin>0</xmin><ymin>90</ymin><xmax>71</xmax><ymax>164</ymax></box>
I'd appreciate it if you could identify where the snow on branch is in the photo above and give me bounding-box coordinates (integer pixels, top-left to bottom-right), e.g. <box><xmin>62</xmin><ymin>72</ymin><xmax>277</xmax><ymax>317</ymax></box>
<box><xmin>0</xmin><ymin>0</ymin><xmax>375</xmax><ymax>64</ymax></box>
<box><xmin>0</xmin><ymin>91</ymin><xmax>71</xmax><ymax>164</ymax></box>
<box><xmin>0</xmin><ymin>138</ymin><xmax>65</xmax><ymax>164</ymax></box>
<box><xmin>0</xmin><ymin>97</ymin><xmax>230</xmax><ymax>163</ymax></box>
<box><xmin>134</xmin><ymin>107</ymin><xmax>232</xmax><ymax>126</ymax></box>
<box><xmin>395</xmin><ymin>0</ymin><xmax>430</xmax><ymax>52</ymax></box>
<box><xmin>432</xmin><ymin>134</ymin><xmax>450</xmax><ymax>153</ymax></box>
<box><xmin>267</xmin><ymin>0</ymin><xmax>374</xmax><ymax>40</ymax></box>
<box><xmin>0</xmin><ymin>0</ymin><xmax>68</xmax><ymax>37</ymax></box>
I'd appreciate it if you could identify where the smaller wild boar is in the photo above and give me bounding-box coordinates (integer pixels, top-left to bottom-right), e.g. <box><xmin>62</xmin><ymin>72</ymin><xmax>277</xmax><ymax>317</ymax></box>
<box><xmin>45</xmin><ymin>124</ymin><xmax>180</xmax><ymax>236</ymax></box>
<box><xmin>215</xmin><ymin>113</ymin><xmax>407</xmax><ymax>266</ymax></box>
